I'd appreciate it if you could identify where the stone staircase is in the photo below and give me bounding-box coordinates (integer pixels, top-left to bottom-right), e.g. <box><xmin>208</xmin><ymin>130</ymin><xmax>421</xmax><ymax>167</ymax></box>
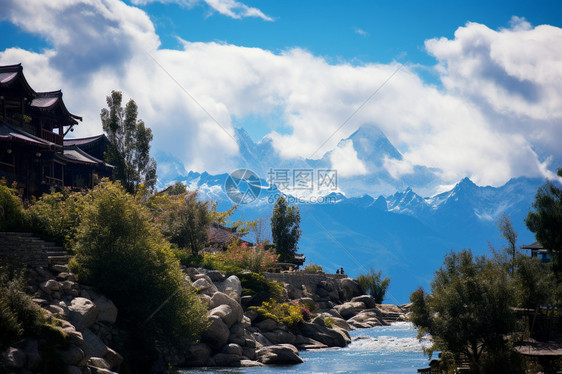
<box><xmin>0</xmin><ymin>232</ymin><xmax>72</xmax><ymax>268</ymax></box>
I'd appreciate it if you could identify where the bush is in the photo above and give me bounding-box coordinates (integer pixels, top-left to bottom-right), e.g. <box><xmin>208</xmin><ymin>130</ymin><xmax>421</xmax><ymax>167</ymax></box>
<box><xmin>0</xmin><ymin>181</ymin><xmax>27</xmax><ymax>232</ymax></box>
<box><xmin>250</xmin><ymin>299</ymin><xmax>304</xmax><ymax>326</ymax></box>
<box><xmin>357</xmin><ymin>268</ymin><xmax>390</xmax><ymax>304</ymax></box>
<box><xmin>28</xmin><ymin>189</ymin><xmax>87</xmax><ymax>246</ymax></box>
<box><xmin>304</xmin><ymin>263</ymin><xmax>323</xmax><ymax>273</ymax></box>
<box><xmin>214</xmin><ymin>242</ymin><xmax>278</xmax><ymax>273</ymax></box>
<box><xmin>0</xmin><ymin>266</ymin><xmax>47</xmax><ymax>351</ymax></box>
<box><xmin>324</xmin><ymin>316</ymin><xmax>335</xmax><ymax>328</ymax></box>
<box><xmin>237</xmin><ymin>272</ymin><xmax>284</xmax><ymax>306</ymax></box>
<box><xmin>69</xmin><ymin>181</ymin><xmax>207</xmax><ymax>358</ymax></box>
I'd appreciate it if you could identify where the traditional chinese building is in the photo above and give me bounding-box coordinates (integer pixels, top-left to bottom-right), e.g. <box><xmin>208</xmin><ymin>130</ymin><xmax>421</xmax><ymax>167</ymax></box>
<box><xmin>0</xmin><ymin>63</ymin><xmax>112</xmax><ymax>197</ymax></box>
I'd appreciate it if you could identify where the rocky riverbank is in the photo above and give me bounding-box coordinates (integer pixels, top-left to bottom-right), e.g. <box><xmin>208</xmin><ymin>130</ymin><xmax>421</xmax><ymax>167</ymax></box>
<box><xmin>1</xmin><ymin>264</ymin><xmax>409</xmax><ymax>372</ymax></box>
<box><xmin>168</xmin><ymin>267</ymin><xmax>410</xmax><ymax>369</ymax></box>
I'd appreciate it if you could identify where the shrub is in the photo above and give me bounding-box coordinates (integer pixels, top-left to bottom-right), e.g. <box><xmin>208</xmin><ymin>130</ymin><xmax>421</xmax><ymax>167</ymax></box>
<box><xmin>0</xmin><ymin>266</ymin><xmax>47</xmax><ymax>351</ymax></box>
<box><xmin>69</xmin><ymin>181</ymin><xmax>207</xmax><ymax>357</ymax></box>
<box><xmin>324</xmin><ymin>316</ymin><xmax>335</xmax><ymax>328</ymax></box>
<box><xmin>237</xmin><ymin>272</ymin><xmax>284</xmax><ymax>306</ymax></box>
<box><xmin>214</xmin><ymin>242</ymin><xmax>278</xmax><ymax>273</ymax></box>
<box><xmin>250</xmin><ymin>299</ymin><xmax>304</xmax><ymax>326</ymax></box>
<box><xmin>0</xmin><ymin>181</ymin><xmax>26</xmax><ymax>232</ymax></box>
<box><xmin>304</xmin><ymin>263</ymin><xmax>323</xmax><ymax>273</ymax></box>
<box><xmin>357</xmin><ymin>268</ymin><xmax>390</xmax><ymax>304</ymax></box>
<box><xmin>28</xmin><ymin>188</ymin><xmax>87</xmax><ymax>246</ymax></box>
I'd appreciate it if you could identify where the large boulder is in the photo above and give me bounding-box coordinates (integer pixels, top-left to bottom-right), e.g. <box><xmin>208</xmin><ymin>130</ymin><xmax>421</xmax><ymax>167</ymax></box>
<box><xmin>262</xmin><ymin>329</ymin><xmax>296</xmax><ymax>345</ymax></box>
<box><xmin>334</xmin><ymin>301</ymin><xmax>366</xmax><ymax>320</ymax></box>
<box><xmin>351</xmin><ymin>295</ymin><xmax>377</xmax><ymax>309</ymax></box>
<box><xmin>201</xmin><ymin>316</ymin><xmax>230</xmax><ymax>349</ymax></box>
<box><xmin>2</xmin><ymin>347</ymin><xmax>25</xmax><ymax>369</ymax></box>
<box><xmin>193</xmin><ymin>278</ymin><xmax>218</xmax><ymax>296</ymax></box>
<box><xmin>294</xmin><ymin>335</ymin><xmax>328</xmax><ymax>350</ymax></box>
<box><xmin>93</xmin><ymin>295</ymin><xmax>118</xmax><ymax>324</ymax></box>
<box><xmin>208</xmin><ymin>353</ymin><xmax>242</xmax><ymax>367</ymax></box>
<box><xmin>347</xmin><ymin>310</ymin><xmax>382</xmax><ymax>328</ymax></box>
<box><xmin>338</xmin><ymin>278</ymin><xmax>363</xmax><ymax>301</ymax></box>
<box><xmin>68</xmin><ymin>297</ymin><xmax>99</xmax><ymax>330</ymax></box>
<box><xmin>210</xmin><ymin>292</ymin><xmax>243</xmax><ymax>327</ymax></box>
<box><xmin>297</xmin><ymin>322</ymin><xmax>348</xmax><ymax>347</ymax></box>
<box><xmin>256</xmin><ymin>344</ymin><xmax>303</xmax><ymax>365</ymax></box>
<box><xmin>216</xmin><ymin>275</ymin><xmax>242</xmax><ymax>299</ymax></box>
<box><xmin>255</xmin><ymin>318</ymin><xmax>278</xmax><ymax>332</ymax></box>
<box><xmin>82</xmin><ymin>328</ymin><xmax>109</xmax><ymax>358</ymax></box>
<box><xmin>184</xmin><ymin>343</ymin><xmax>212</xmax><ymax>367</ymax></box>
<box><xmin>209</xmin><ymin>304</ymin><xmax>239</xmax><ymax>329</ymax></box>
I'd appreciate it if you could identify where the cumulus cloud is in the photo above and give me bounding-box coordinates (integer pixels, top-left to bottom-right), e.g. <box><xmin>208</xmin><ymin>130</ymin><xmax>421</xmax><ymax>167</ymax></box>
<box><xmin>131</xmin><ymin>0</ymin><xmax>272</xmax><ymax>21</ymax></box>
<box><xmin>1</xmin><ymin>1</ymin><xmax>561</xmax><ymax>191</ymax></box>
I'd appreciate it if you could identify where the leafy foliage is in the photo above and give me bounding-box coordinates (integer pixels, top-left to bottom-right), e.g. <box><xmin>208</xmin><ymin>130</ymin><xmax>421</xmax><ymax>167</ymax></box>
<box><xmin>214</xmin><ymin>242</ymin><xmax>278</xmax><ymax>273</ymax></box>
<box><xmin>250</xmin><ymin>299</ymin><xmax>304</xmax><ymax>326</ymax></box>
<box><xmin>238</xmin><ymin>272</ymin><xmax>284</xmax><ymax>306</ymax></box>
<box><xmin>28</xmin><ymin>189</ymin><xmax>87</xmax><ymax>246</ymax></box>
<box><xmin>357</xmin><ymin>268</ymin><xmax>390</xmax><ymax>304</ymax></box>
<box><xmin>101</xmin><ymin>90</ymin><xmax>157</xmax><ymax>193</ymax></box>
<box><xmin>69</xmin><ymin>181</ymin><xmax>207</xmax><ymax>352</ymax></box>
<box><xmin>409</xmin><ymin>250</ymin><xmax>520</xmax><ymax>372</ymax></box>
<box><xmin>304</xmin><ymin>263</ymin><xmax>323</xmax><ymax>273</ymax></box>
<box><xmin>155</xmin><ymin>191</ymin><xmax>212</xmax><ymax>256</ymax></box>
<box><xmin>271</xmin><ymin>196</ymin><xmax>301</xmax><ymax>263</ymax></box>
<box><xmin>0</xmin><ymin>181</ymin><xmax>27</xmax><ymax>232</ymax></box>
<box><xmin>526</xmin><ymin>168</ymin><xmax>562</xmax><ymax>277</ymax></box>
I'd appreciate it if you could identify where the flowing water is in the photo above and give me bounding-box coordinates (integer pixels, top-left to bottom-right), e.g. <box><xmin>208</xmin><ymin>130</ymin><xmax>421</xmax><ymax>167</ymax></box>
<box><xmin>178</xmin><ymin>322</ymin><xmax>432</xmax><ymax>374</ymax></box>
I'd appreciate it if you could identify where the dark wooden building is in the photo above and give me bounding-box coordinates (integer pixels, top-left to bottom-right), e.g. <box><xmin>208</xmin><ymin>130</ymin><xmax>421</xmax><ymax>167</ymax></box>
<box><xmin>0</xmin><ymin>64</ymin><xmax>112</xmax><ymax>197</ymax></box>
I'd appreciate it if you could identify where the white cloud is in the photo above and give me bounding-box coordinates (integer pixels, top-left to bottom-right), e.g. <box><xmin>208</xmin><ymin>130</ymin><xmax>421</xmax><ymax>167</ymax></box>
<box><xmin>354</xmin><ymin>27</ymin><xmax>368</xmax><ymax>37</ymax></box>
<box><xmin>1</xmin><ymin>1</ymin><xmax>561</xmax><ymax>191</ymax></box>
<box><xmin>328</xmin><ymin>140</ymin><xmax>368</xmax><ymax>178</ymax></box>
<box><xmin>131</xmin><ymin>0</ymin><xmax>272</xmax><ymax>21</ymax></box>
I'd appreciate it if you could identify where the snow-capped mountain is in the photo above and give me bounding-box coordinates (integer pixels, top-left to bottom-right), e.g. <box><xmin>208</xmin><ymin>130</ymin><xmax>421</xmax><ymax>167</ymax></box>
<box><xmin>153</xmin><ymin>127</ymin><xmax>548</xmax><ymax>302</ymax></box>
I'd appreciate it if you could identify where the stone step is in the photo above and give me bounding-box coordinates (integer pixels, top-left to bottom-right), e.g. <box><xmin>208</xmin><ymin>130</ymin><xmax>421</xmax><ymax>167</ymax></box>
<box><xmin>48</xmin><ymin>255</ymin><xmax>72</xmax><ymax>265</ymax></box>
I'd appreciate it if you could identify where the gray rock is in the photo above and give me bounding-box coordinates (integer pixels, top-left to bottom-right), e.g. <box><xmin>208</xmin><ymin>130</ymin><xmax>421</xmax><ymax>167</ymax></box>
<box><xmin>263</xmin><ymin>329</ymin><xmax>297</xmax><ymax>345</ymax></box>
<box><xmin>210</xmin><ymin>292</ymin><xmax>243</xmax><ymax>326</ymax></box>
<box><xmin>256</xmin><ymin>344</ymin><xmax>303</xmax><ymax>365</ymax></box>
<box><xmin>93</xmin><ymin>295</ymin><xmax>118</xmax><ymax>324</ymax></box>
<box><xmin>82</xmin><ymin>328</ymin><xmax>109</xmax><ymax>358</ymax></box>
<box><xmin>193</xmin><ymin>278</ymin><xmax>218</xmax><ymax>295</ymax></box>
<box><xmin>184</xmin><ymin>343</ymin><xmax>212</xmax><ymax>367</ymax></box>
<box><xmin>255</xmin><ymin>318</ymin><xmax>277</xmax><ymax>331</ymax></box>
<box><xmin>208</xmin><ymin>352</ymin><xmax>242</xmax><ymax>367</ymax></box>
<box><xmin>201</xmin><ymin>316</ymin><xmax>230</xmax><ymax>349</ymax></box>
<box><xmin>40</xmin><ymin>279</ymin><xmax>61</xmax><ymax>293</ymax></box>
<box><xmin>240</xmin><ymin>359</ymin><xmax>263</xmax><ymax>367</ymax></box>
<box><xmin>251</xmin><ymin>331</ymin><xmax>273</xmax><ymax>347</ymax></box>
<box><xmin>294</xmin><ymin>335</ymin><xmax>328</xmax><ymax>350</ymax></box>
<box><xmin>242</xmin><ymin>346</ymin><xmax>256</xmax><ymax>360</ymax></box>
<box><xmin>216</xmin><ymin>275</ymin><xmax>242</xmax><ymax>298</ymax></box>
<box><xmin>334</xmin><ymin>301</ymin><xmax>366</xmax><ymax>320</ymax></box>
<box><xmin>338</xmin><ymin>278</ymin><xmax>363</xmax><ymax>301</ymax></box>
<box><xmin>209</xmin><ymin>304</ymin><xmax>238</xmax><ymax>328</ymax></box>
<box><xmin>351</xmin><ymin>295</ymin><xmax>377</xmax><ymax>309</ymax></box>
<box><xmin>59</xmin><ymin>344</ymin><xmax>85</xmax><ymax>365</ymax></box>
<box><xmin>205</xmin><ymin>269</ymin><xmax>226</xmax><ymax>282</ymax></box>
<box><xmin>298</xmin><ymin>321</ymin><xmax>348</xmax><ymax>347</ymax></box>
<box><xmin>3</xmin><ymin>347</ymin><xmax>25</xmax><ymax>368</ymax></box>
<box><xmin>67</xmin><ymin>365</ymin><xmax>83</xmax><ymax>374</ymax></box>
<box><xmin>103</xmin><ymin>347</ymin><xmax>123</xmax><ymax>370</ymax></box>
<box><xmin>222</xmin><ymin>343</ymin><xmax>243</xmax><ymax>356</ymax></box>
<box><xmin>244</xmin><ymin>309</ymin><xmax>258</xmax><ymax>321</ymax></box>
<box><xmin>68</xmin><ymin>297</ymin><xmax>99</xmax><ymax>330</ymax></box>
<box><xmin>88</xmin><ymin>357</ymin><xmax>110</xmax><ymax>369</ymax></box>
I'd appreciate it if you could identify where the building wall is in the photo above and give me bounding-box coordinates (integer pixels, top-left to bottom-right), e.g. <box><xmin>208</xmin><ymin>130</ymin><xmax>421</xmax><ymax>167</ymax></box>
<box><xmin>264</xmin><ymin>272</ymin><xmax>346</xmax><ymax>294</ymax></box>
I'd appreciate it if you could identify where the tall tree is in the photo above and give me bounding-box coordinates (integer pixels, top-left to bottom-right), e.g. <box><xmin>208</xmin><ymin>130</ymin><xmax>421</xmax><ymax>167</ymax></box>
<box><xmin>271</xmin><ymin>196</ymin><xmax>301</xmax><ymax>263</ymax></box>
<box><xmin>526</xmin><ymin>168</ymin><xmax>562</xmax><ymax>277</ymax></box>
<box><xmin>496</xmin><ymin>214</ymin><xmax>518</xmax><ymax>274</ymax></box>
<box><xmin>100</xmin><ymin>90</ymin><xmax>157</xmax><ymax>193</ymax></box>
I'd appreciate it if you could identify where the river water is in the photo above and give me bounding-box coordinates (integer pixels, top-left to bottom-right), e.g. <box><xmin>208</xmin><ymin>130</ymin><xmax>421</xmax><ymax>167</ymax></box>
<box><xmin>179</xmin><ymin>322</ymin><xmax>432</xmax><ymax>374</ymax></box>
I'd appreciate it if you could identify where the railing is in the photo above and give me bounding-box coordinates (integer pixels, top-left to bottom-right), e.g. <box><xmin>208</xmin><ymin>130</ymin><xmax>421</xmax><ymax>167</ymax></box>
<box><xmin>41</xmin><ymin>129</ymin><xmax>63</xmax><ymax>146</ymax></box>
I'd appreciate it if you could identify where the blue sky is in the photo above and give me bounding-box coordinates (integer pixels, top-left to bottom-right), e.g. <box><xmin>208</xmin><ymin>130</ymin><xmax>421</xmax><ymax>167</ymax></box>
<box><xmin>1</xmin><ymin>0</ymin><xmax>562</xmax><ymax>192</ymax></box>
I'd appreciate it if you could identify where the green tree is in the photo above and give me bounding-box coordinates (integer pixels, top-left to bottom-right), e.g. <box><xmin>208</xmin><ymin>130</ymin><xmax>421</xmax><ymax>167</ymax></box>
<box><xmin>100</xmin><ymin>90</ymin><xmax>157</xmax><ymax>193</ymax></box>
<box><xmin>271</xmin><ymin>196</ymin><xmax>301</xmax><ymax>263</ymax></box>
<box><xmin>492</xmin><ymin>214</ymin><xmax>518</xmax><ymax>275</ymax></box>
<box><xmin>159</xmin><ymin>191</ymin><xmax>212</xmax><ymax>256</ymax></box>
<box><xmin>357</xmin><ymin>269</ymin><xmax>390</xmax><ymax>303</ymax></box>
<box><xmin>410</xmin><ymin>250</ymin><xmax>520</xmax><ymax>373</ymax></box>
<box><xmin>69</xmin><ymin>181</ymin><xmax>207</xmax><ymax>367</ymax></box>
<box><xmin>526</xmin><ymin>168</ymin><xmax>562</xmax><ymax>278</ymax></box>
